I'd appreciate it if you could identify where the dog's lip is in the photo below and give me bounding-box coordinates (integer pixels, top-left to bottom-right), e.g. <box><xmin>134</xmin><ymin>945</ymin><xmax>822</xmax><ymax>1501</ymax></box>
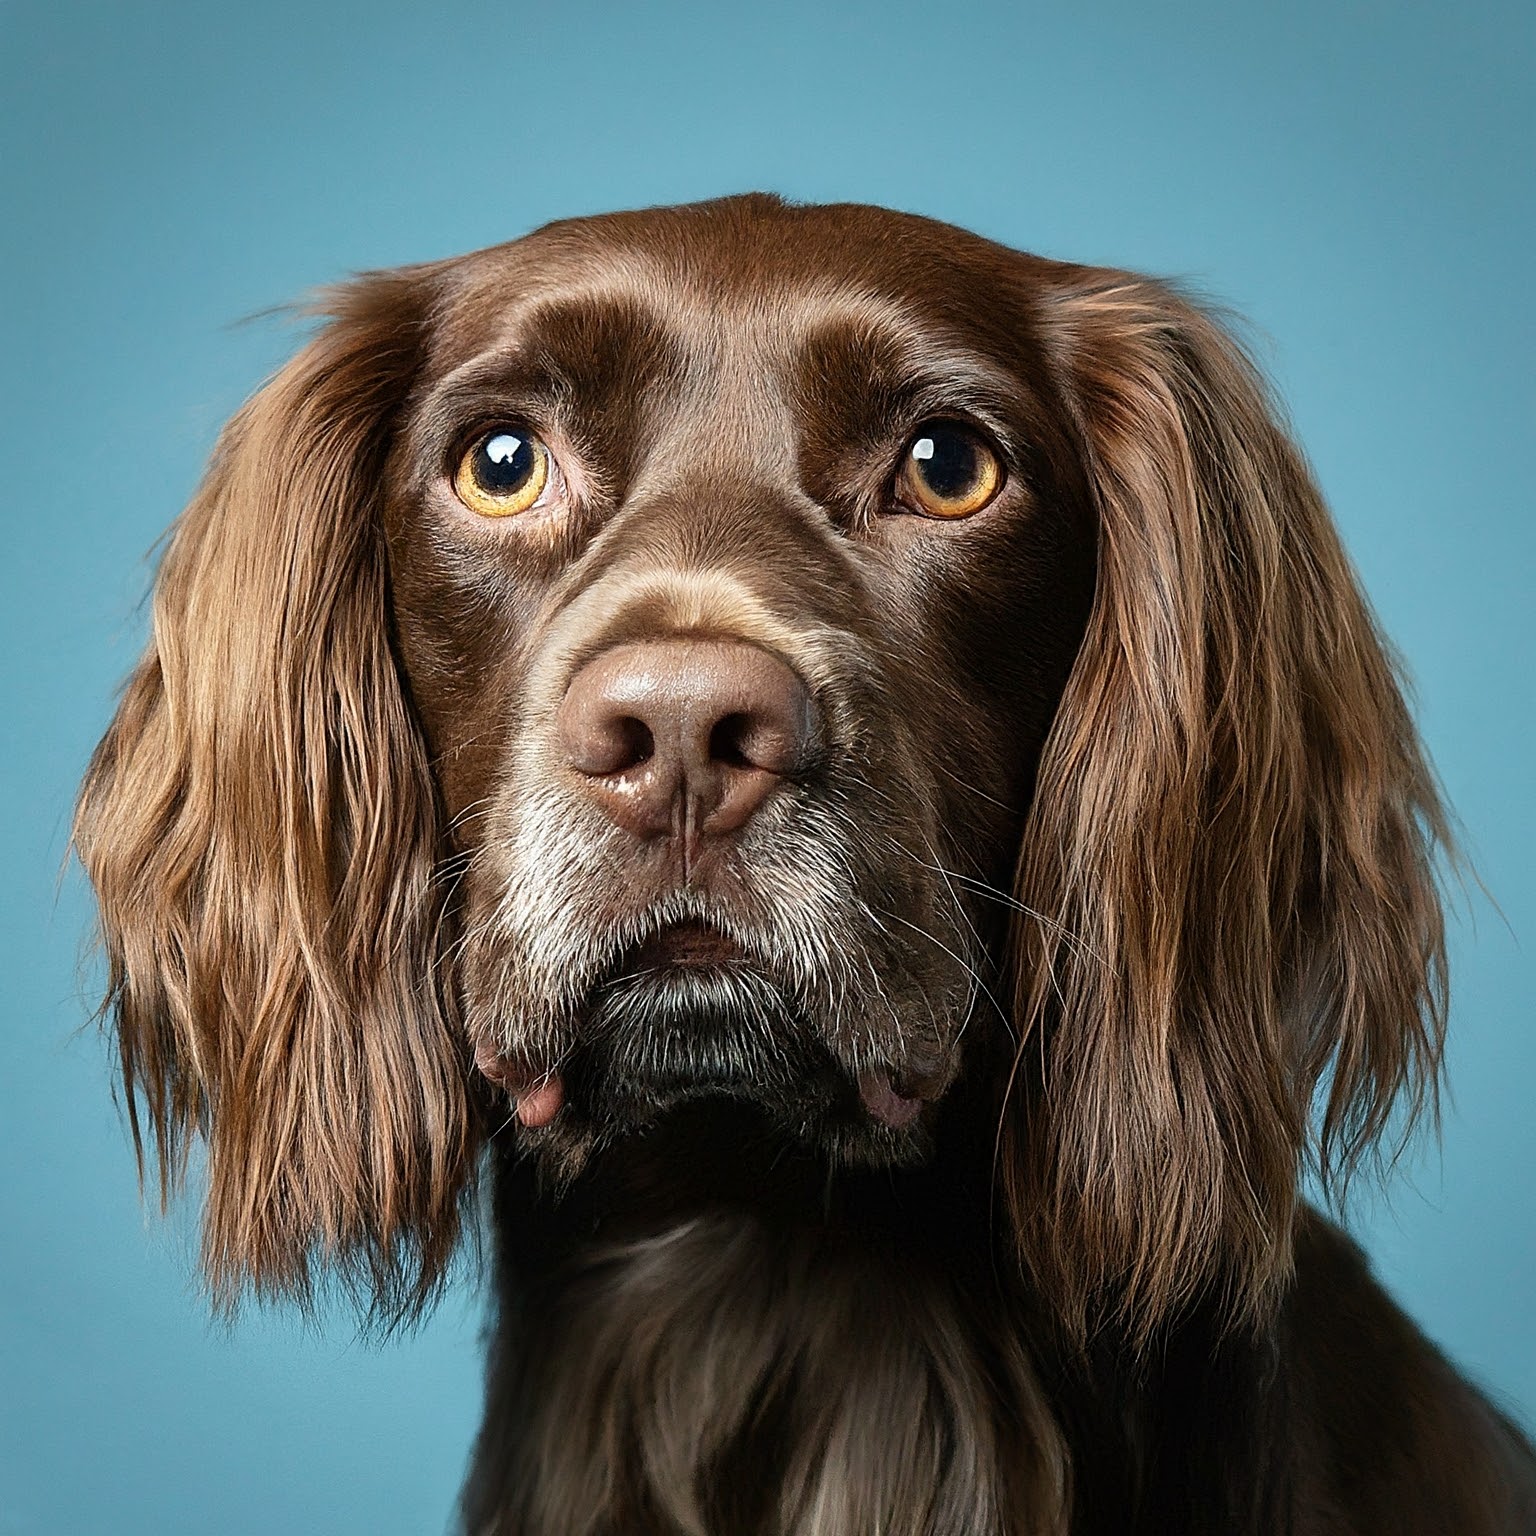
<box><xmin>622</xmin><ymin>918</ymin><xmax>747</xmax><ymax>970</ymax></box>
<box><xmin>476</xmin><ymin>1040</ymin><xmax>935</xmax><ymax>1134</ymax></box>
<box><xmin>473</xmin><ymin>1040</ymin><xmax>566</xmax><ymax>1128</ymax></box>
<box><xmin>857</xmin><ymin>1068</ymin><xmax>929</xmax><ymax>1129</ymax></box>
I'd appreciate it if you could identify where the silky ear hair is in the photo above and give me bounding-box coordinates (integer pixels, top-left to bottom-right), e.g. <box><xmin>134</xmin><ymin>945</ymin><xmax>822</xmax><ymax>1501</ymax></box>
<box><xmin>1005</xmin><ymin>269</ymin><xmax>1449</xmax><ymax>1344</ymax></box>
<box><xmin>73</xmin><ymin>268</ymin><xmax>476</xmax><ymax>1319</ymax></box>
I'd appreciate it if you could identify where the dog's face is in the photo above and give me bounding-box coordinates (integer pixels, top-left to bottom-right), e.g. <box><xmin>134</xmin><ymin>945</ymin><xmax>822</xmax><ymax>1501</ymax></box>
<box><xmin>76</xmin><ymin>195</ymin><xmax>1446</xmax><ymax>1337</ymax></box>
<box><xmin>380</xmin><ymin>201</ymin><xmax>1094</xmax><ymax>1166</ymax></box>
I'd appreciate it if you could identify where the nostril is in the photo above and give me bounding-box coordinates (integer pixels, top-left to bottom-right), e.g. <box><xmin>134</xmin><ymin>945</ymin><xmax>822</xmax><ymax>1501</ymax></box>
<box><xmin>612</xmin><ymin>715</ymin><xmax>655</xmax><ymax>772</ymax></box>
<box><xmin>708</xmin><ymin>687</ymin><xmax>813</xmax><ymax>779</ymax></box>
<box><xmin>708</xmin><ymin>712</ymin><xmax>756</xmax><ymax>770</ymax></box>
<box><xmin>562</xmin><ymin>707</ymin><xmax>657</xmax><ymax>778</ymax></box>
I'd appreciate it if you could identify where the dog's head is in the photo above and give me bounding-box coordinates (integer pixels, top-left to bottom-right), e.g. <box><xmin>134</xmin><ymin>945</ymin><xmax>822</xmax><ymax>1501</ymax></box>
<box><xmin>75</xmin><ymin>195</ymin><xmax>1447</xmax><ymax>1337</ymax></box>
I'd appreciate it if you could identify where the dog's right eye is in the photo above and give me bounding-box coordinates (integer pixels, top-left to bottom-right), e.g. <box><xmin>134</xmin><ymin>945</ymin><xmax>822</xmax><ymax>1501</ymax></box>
<box><xmin>453</xmin><ymin>429</ymin><xmax>552</xmax><ymax>517</ymax></box>
<box><xmin>894</xmin><ymin>422</ymin><xmax>1003</xmax><ymax>519</ymax></box>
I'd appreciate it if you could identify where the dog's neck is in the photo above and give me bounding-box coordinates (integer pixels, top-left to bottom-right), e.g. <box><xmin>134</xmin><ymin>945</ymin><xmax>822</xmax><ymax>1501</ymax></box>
<box><xmin>461</xmin><ymin>1102</ymin><xmax>1068</xmax><ymax>1536</ymax></box>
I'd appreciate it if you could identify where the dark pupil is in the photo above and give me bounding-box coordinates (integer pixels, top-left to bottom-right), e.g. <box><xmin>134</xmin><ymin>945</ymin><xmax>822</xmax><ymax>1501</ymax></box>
<box><xmin>912</xmin><ymin>429</ymin><xmax>978</xmax><ymax>499</ymax></box>
<box><xmin>475</xmin><ymin>432</ymin><xmax>534</xmax><ymax>495</ymax></box>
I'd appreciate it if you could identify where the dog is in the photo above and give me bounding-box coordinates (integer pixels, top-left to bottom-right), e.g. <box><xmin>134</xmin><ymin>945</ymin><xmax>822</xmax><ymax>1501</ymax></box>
<box><xmin>75</xmin><ymin>194</ymin><xmax>1535</xmax><ymax>1533</ymax></box>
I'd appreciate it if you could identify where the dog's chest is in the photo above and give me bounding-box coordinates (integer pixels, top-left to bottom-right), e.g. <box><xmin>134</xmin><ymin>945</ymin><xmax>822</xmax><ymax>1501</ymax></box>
<box><xmin>467</xmin><ymin>1204</ymin><xmax>1063</xmax><ymax>1536</ymax></box>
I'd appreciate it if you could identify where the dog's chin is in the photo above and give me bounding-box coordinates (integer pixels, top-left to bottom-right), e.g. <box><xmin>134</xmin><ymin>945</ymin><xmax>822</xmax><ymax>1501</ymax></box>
<box><xmin>571</xmin><ymin>961</ymin><xmax>841</xmax><ymax>1132</ymax></box>
<box><xmin>505</xmin><ymin>956</ymin><xmax>932</xmax><ymax>1175</ymax></box>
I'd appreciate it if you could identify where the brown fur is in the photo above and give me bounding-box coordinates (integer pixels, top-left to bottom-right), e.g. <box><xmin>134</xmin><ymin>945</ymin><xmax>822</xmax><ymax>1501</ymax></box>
<box><xmin>75</xmin><ymin>270</ymin><xmax>475</xmax><ymax>1314</ymax></box>
<box><xmin>74</xmin><ymin>195</ymin><xmax>1531</xmax><ymax>1533</ymax></box>
<box><xmin>1007</xmin><ymin>274</ymin><xmax>1449</xmax><ymax>1342</ymax></box>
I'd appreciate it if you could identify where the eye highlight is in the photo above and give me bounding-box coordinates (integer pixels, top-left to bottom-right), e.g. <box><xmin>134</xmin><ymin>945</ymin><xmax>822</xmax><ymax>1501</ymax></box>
<box><xmin>453</xmin><ymin>429</ymin><xmax>551</xmax><ymax>517</ymax></box>
<box><xmin>895</xmin><ymin>423</ymin><xmax>1002</xmax><ymax>519</ymax></box>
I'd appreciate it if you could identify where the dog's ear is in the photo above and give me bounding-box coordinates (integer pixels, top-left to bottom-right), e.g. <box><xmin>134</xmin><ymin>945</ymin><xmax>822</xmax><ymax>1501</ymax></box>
<box><xmin>74</xmin><ymin>268</ymin><xmax>476</xmax><ymax>1318</ymax></box>
<box><xmin>1004</xmin><ymin>268</ymin><xmax>1449</xmax><ymax>1343</ymax></box>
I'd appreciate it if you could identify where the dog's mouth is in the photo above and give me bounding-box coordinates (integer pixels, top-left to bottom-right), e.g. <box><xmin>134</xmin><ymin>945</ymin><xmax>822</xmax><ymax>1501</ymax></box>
<box><xmin>624</xmin><ymin>919</ymin><xmax>745</xmax><ymax>969</ymax></box>
<box><xmin>474</xmin><ymin>918</ymin><xmax>930</xmax><ymax>1137</ymax></box>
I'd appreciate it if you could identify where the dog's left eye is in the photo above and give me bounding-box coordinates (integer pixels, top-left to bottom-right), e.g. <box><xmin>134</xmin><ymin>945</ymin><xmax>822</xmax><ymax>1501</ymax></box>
<box><xmin>453</xmin><ymin>429</ymin><xmax>552</xmax><ymax>517</ymax></box>
<box><xmin>895</xmin><ymin>423</ymin><xmax>1002</xmax><ymax>519</ymax></box>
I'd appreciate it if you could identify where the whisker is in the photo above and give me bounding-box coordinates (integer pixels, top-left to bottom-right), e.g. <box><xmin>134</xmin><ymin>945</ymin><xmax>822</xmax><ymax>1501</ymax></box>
<box><xmin>876</xmin><ymin>906</ymin><xmax>1015</xmax><ymax>1047</ymax></box>
<box><xmin>885</xmin><ymin>836</ymin><xmax>1106</xmax><ymax>969</ymax></box>
<box><xmin>931</xmin><ymin>758</ymin><xmax>1016</xmax><ymax>813</ymax></box>
<box><xmin>442</xmin><ymin>794</ymin><xmax>500</xmax><ymax>839</ymax></box>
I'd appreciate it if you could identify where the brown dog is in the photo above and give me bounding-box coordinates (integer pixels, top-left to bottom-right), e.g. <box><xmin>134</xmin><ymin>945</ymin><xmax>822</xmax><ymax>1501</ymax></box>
<box><xmin>76</xmin><ymin>195</ymin><xmax>1534</xmax><ymax>1533</ymax></box>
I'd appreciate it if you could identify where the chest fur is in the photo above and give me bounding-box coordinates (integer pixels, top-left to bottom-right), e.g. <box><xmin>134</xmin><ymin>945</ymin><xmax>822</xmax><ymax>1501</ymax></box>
<box><xmin>464</xmin><ymin>1209</ymin><xmax>1065</xmax><ymax>1535</ymax></box>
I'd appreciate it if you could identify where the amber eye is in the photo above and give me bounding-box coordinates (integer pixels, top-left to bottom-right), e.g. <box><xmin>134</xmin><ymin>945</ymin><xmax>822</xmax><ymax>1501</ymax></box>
<box><xmin>895</xmin><ymin>423</ymin><xmax>1002</xmax><ymax>518</ymax></box>
<box><xmin>453</xmin><ymin>429</ymin><xmax>551</xmax><ymax>517</ymax></box>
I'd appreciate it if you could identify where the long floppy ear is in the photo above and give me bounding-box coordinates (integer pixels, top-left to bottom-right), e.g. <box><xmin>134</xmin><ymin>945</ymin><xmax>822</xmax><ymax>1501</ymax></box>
<box><xmin>73</xmin><ymin>268</ymin><xmax>476</xmax><ymax>1318</ymax></box>
<box><xmin>1005</xmin><ymin>268</ymin><xmax>1449</xmax><ymax>1344</ymax></box>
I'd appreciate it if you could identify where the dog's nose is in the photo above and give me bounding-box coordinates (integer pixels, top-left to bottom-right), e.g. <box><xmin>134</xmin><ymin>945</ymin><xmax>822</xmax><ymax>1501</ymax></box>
<box><xmin>557</xmin><ymin>639</ymin><xmax>814</xmax><ymax>841</ymax></box>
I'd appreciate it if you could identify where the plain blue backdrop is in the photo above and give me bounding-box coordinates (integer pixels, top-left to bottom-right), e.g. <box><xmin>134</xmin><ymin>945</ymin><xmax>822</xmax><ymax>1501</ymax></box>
<box><xmin>2</xmin><ymin>2</ymin><xmax>1531</xmax><ymax>1531</ymax></box>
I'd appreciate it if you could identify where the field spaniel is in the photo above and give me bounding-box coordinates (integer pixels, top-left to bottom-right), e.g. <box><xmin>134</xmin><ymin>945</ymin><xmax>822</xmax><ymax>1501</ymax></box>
<box><xmin>75</xmin><ymin>194</ymin><xmax>1534</xmax><ymax>1534</ymax></box>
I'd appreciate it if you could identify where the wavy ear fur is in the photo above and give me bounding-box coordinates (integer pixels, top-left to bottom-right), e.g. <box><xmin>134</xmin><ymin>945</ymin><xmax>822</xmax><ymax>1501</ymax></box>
<box><xmin>1006</xmin><ymin>268</ymin><xmax>1449</xmax><ymax>1344</ymax></box>
<box><xmin>73</xmin><ymin>269</ymin><xmax>475</xmax><ymax>1318</ymax></box>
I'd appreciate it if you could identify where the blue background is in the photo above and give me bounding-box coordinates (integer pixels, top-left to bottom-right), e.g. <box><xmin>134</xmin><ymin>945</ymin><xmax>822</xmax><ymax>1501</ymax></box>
<box><xmin>3</xmin><ymin>2</ymin><xmax>1531</xmax><ymax>1531</ymax></box>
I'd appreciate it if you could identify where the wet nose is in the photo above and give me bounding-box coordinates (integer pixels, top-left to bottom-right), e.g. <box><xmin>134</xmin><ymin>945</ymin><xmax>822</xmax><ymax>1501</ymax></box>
<box><xmin>556</xmin><ymin>639</ymin><xmax>815</xmax><ymax>841</ymax></box>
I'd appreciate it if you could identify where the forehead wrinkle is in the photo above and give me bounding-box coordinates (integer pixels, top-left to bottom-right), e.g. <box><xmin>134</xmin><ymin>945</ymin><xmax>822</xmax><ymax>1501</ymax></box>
<box><xmin>439</xmin><ymin>235</ymin><xmax>1008</xmax><ymax>393</ymax></box>
<box><xmin>432</xmin><ymin>240</ymin><xmax>666</xmax><ymax>357</ymax></box>
<box><xmin>792</xmin><ymin>293</ymin><xmax>1030</xmax><ymax>402</ymax></box>
<box><xmin>434</xmin><ymin>236</ymin><xmax>798</xmax><ymax>377</ymax></box>
<box><xmin>426</xmin><ymin>292</ymin><xmax>683</xmax><ymax>399</ymax></box>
